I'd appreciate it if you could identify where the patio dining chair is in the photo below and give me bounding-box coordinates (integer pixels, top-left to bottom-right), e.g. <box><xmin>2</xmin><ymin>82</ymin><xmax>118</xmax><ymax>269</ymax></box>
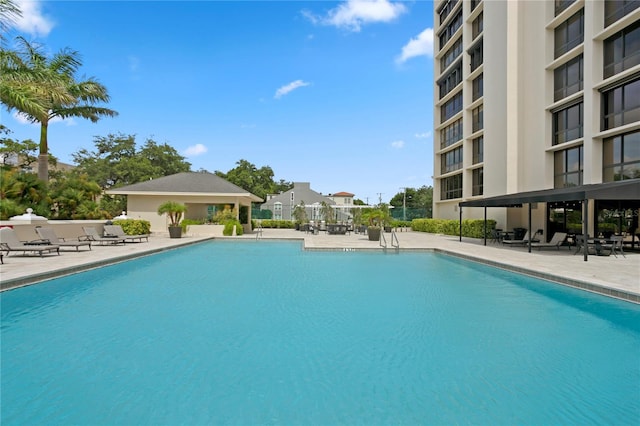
<box><xmin>601</xmin><ymin>235</ymin><xmax>626</xmax><ymax>258</ymax></box>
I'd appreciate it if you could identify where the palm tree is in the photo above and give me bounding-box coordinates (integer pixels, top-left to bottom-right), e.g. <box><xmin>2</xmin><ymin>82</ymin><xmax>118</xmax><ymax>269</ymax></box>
<box><xmin>0</xmin><ymin>0</ymin><xmax>21</xmax><ymax>43</ymax></box>
<box><xmin>0</xmin><ymin>37</ymin><xmax>118</xmax><ymax>182</ymax></box>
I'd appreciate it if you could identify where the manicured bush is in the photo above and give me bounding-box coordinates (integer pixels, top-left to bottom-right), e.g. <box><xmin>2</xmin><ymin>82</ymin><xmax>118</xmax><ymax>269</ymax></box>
<box><xmin>223</xmin><ymin>220</ymin><xmax>244</xmax><ymax>236</ymax></box>
<box><xmin>411</xmin><ymin>218</ymin><xmax>496</xmax><ymax>238</ymax></box>
<box><xmin>258</xmin><ymin>220</ymin><xmax>295</xmax><ymax>229</ymax></box>
<box><xmin>113</xmin><ymin>219</ymin><xmax>151</xmax><ymax>235</ymax></box>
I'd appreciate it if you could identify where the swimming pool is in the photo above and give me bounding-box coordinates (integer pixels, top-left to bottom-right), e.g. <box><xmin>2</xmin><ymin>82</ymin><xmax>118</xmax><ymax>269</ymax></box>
<box><xmin>2</xmin><ymin>241</ymin><xmax>639</xmax><ymax>425</ymax></box>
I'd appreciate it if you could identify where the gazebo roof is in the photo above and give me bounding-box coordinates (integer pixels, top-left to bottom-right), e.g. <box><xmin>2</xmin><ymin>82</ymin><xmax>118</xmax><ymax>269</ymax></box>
<box><xmin>106</xmin><ymin>172</ymin><xmax>263</xmax><ymax>202</ymax></box>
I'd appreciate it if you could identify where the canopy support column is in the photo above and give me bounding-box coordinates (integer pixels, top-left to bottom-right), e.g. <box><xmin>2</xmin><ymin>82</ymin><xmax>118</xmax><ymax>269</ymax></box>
<box><xmin>583</xmin><ymin>199</ymin><xmax>589</xmax><ymax>262</ymax></box>
<box><xmin>483</xmin><ymin>207</ymin><xmax>487</xmax><ymax>246</ymax></box>
<box><xmin>528</xmin><ymin>203</ymin><xmax>532</xmax><ymax>253</ymax></box>
<box><xmin>459</xmin><ymin>205</ymin><xmax>462</xmax><ymax>242</ymax></box>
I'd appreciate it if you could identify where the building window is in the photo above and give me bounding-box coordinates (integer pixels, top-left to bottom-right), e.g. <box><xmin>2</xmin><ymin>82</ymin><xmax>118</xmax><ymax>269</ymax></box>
<box><xmin>602</xmin><ymin>77</ymin><xmax>640</xmax><ymax>131</ymax></box>
<box><xmin>273</xmin><ymin>202</ymin><xmax>282</xmax><ymax>220</ymax></box>
<box><xmin>472</xmin><ymin>12</ymin><xmax>483</xmax><ymax>40</ymax></box>
<box><xmin>439</xmin><ymin>9</ymin><xmax>463</xmax><ymax>49</ymax></box>
<box><xmin>472</xmin><ymin>73</ymin><xmax>483</xmax><ymax>101</ymax></box>
<box><xmin>603</xmin><ymin>130</ymin><xmax>640</xmax><ymax>181</ymax></box>
<box><xmin>472</xmin><ymin>105</ymin><xmax>484</xmax><ymax>133</ymax></box>
<box><xmin>554</xmin><ymin>10</ymin><xmax>584</xmax><ymax>59</ymax></box>
<box><xmin>469</xmin><ymin>41</ymin><xmax>483</xmax><ymax>72</ymax></box>
<box><xmin>553</xmin><ymin>101</ymin><xmax>583</xmax><ymax>145</ymax></box>
<box><xmin>554</xmin><ymin>146</ymin><xmax>583</xmax><ymax>188</ymax></box>
<box><xmin>554</xmin><ymin>55</ymin><xmax>583</xmax><ymax>101</ymax></box>
<box><xmin>441</xmin><ymin>173</ymin><xmax>463</xmax><ymax>200</ymax></box>
<box><xmin>472</xmin><ymin>168</ymin><xmax>483</xmax><ymax>196</ymax></box>
<box><xmin>440</xmin><ymin>38</ymin><xmax>463</xmax><ymax>71</ymax></box>
<box><xmin>603</xmin><ymin>22</ymin><xmax>640</xmax><ymax>79</ymax></box>
<box><xmin>472</xmin><ymin>136</ymin><xmax>484</xmax><ymax>164</ymax></box>
<box><xmin>442</xmin><ymin>147</ymin><xmax>463</xmax><ymax>173</ymax></box>
<box><xmin>605</xmin><ymin>0</ymin><xmax>640</xmax><ymax>27</ymax></box>
<box><xmin>555</xmin><ymin>0</ymin><xmax>575</xmax><ymax>16</ymax></box>
<box><xmin>441</xmin><ymin>91</ymin><xmax>463</xmax><ymax>123</ymax></box>
<box><xmin>438</xmin><ymin>61</ymin><xmax>463</xmax><ymax>99</ymax></box>
<box><xmin>470</xmin><ymin>0</ymin><xmax>481</xmax><ymax>13</ymax></box>
<box><xmin>438</xmin><ymin>0</ymin><xmax>459</xmax><ymax>25</ymax></box>
<box><xmin>440</xmin><ymin>118</ymin><xmax>463</xmax><ymax>149</ymax></box>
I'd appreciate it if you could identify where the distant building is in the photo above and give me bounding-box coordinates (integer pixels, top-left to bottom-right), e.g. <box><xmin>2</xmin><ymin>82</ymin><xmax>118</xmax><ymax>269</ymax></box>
<box><xmin>326</xmin><ymin>191</ymin><xmax>356</xmax><ymax>221</ymax></box>
<box><xmin>261</xmin><ymin>182</ymin><xmax>335</xmax><ymax>221</ymax></box>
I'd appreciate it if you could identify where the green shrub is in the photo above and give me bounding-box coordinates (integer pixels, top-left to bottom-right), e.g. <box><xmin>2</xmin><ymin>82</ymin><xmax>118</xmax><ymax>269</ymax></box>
<box><xmin>391</xmin><ymin>220</ymin><xmax>412</xmax><ymax>228</ymax></box>
<box><xmin>259</xmin><ymin>219</ymin><xmax>295</xmax><ymax>229</ymax></box>
<box><xmin>211</xmin><ymin>208</ymin><xmax>239</xmax><ymax>224</ymax></box>
<box><xmin>411</xmin><ymin>218</ymin><xmax>496</xmax><ymax>238</ymax></box>
<box><xmin>223</xmin><ymin>220</ymin><xmax>244</xmax><ymax>236</ymax></box>
<box><xmin>113</xmin><ymin>219</ymin><xmax>151</xmax><ymax>235</ymax></box>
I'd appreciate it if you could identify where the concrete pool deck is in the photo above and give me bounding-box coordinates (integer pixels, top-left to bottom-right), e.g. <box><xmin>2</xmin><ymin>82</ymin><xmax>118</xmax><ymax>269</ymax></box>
<box><xmin>1</xmin><ymin>229</ymin><xmax>638</xmax><ymax>303</ymax></box>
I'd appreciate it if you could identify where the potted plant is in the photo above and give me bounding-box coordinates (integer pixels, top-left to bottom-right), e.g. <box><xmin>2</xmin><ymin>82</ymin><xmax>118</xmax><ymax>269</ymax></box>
<box><xmin>292</xmin><ymin>202</ymin><xmax>308</xmax><ymax>231</ymax></box>
<box><xmin>362</xmin><ymin>208</ymin><xmax>383</xmax><ymax>241</ymax></box>
<box><xmin>157</xmin><ymin>201</ymin><xmax>187</xmax><ymax>238</ymax></box>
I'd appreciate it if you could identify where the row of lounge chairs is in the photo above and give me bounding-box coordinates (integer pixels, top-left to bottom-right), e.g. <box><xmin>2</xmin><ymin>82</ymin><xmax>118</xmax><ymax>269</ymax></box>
<box><xmin>0</xmin><ymin>225</ymin><xmax>149</xmax><ymax>259</ymax></box>
<box><xmin>498</xmin><ymin>229</ymin><xmax>568</xmax><ymax>250</ymax></box>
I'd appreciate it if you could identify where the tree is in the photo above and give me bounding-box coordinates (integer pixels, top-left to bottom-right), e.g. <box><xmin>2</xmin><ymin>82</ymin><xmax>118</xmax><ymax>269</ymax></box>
<box><xmin>72</xmin><ymin>133</ymin><xmax>191</xmax><ymax>189</ymax></box>
<box><xmin>0</xmin><ymin>37</ymin><xmax>117</xmax><ymax>182</ymax></box>
<box><xmin>0</xmin><ymin>0</ymin><xmax>21</xmax><ymax>43</ymax></box>
<box><xmin>0</xmin><ymin>167</ymin><xmax>48</xmax><ymax>218</ymax></box>
<box><xmin>0</xmin><ymin>125</ymin><xmax>58</xmax><ymax>170</ymax></box>
<box><xmin>389</xmin><ymin>185</ymin><xmax>434</xmax><ymax>219</ymax></box>
<box><xmin>48</xmin><ymin>171</ymin><xmax>104</xmax><ymax>219</ymax></box>
<box><xmin>215</xmin><ymin>159</ymin><xmax>292</xmax><ymax>201</ymax></box>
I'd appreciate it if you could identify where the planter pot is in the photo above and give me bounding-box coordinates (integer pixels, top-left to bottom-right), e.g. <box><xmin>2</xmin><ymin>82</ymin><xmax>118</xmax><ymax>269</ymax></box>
<box><xmin>168</xmin><ymin>226</ymin><xmax>182</xmax><ymax>238</ymax></box>
<box><xmin>367</xmin><ymin>227</ymin><xmax>381</xmax><ymax>241</ymax></box>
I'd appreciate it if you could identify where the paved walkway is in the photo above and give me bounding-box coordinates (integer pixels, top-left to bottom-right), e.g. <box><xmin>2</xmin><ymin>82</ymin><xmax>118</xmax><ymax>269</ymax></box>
<box><xmin>1</xmin><ymin>229</ymin><xmax>638</xmax><ymax>303</ymax></box>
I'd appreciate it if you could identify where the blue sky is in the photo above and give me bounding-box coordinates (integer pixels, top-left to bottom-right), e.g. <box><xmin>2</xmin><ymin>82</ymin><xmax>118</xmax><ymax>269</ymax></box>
<box><xmin>4</xmin><ymin>0</ymin><xmax>434</xmax><ymax>204</ymax></box>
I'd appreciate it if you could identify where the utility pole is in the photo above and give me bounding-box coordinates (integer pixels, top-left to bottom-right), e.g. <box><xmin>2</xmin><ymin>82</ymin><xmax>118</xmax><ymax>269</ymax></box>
<box><xmin>400</xmin><ymin>187</ymin><xmax>407</xmax><ymax>221</ymax></box>
<box><xmin>377</xmin><ymin>193</ymin><xmax>383</xmax><ymax>206</ymax></box>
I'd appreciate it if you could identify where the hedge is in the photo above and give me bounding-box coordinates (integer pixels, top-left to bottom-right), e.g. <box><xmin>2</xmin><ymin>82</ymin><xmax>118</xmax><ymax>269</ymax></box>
<box><xmin>256</xmin><ymin>220</ymin><xmax>295</xmax><ymax>229</ymax></box>
<box><xmin>411</xmin><ymin>218</ymin><xmax>496</xmax><ymax>238</ymax></box>
<box><xmin>113</xmin><ymin>219</ymin><xmax>151</xmax><ymax>235</ymax></box>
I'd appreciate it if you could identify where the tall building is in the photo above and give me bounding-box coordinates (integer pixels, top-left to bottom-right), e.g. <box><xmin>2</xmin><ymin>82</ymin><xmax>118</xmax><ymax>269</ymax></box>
<box><xmin>433</xmin><ymin>0</ymin><xmax>639</xmax><ymax>235</ymax></box>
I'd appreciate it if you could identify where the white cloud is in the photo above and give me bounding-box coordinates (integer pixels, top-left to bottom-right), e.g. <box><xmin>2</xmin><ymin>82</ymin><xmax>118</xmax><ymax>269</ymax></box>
<box><xmin>396</xmin><ymin>28</ymin><xmax>434</xmax><ymax>64</ymax></box>
<box><xmin>391</xmin><ymin>140</ymin><xmax>405</xmax><ymax>149</ymax></box>
<box><xmin>304</xmin><ymin>0</ymin><xmax>407</xmax><ymax>32</ymax></box>
<box><xmin>184</xmin><ymin>144</ymin><xmax>208</xmax><ymax>156</ymax></box>
<box><xmin>415</xmin><ymin>131</ymin><xmax>432</xmax><ymax>139</ymax></box>
<box><xmin>14</xmin><ymin>0</ymin><xmax>55</xmax><ymax>37</ymax></box>
<box><xmin>128</xmin><ymin>55</ymin><xmax>140</xmax><ymax>72</ymax></box>
<box><xmin>274</xmin><ymin>80</ymin><xmax>310</xmax><ymax>99</ymax></box>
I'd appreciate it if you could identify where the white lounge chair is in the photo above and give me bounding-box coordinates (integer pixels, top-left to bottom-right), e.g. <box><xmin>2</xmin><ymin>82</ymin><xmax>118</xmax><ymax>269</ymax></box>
<box><xmin>531</xmin><ymin>232</ymin><xmax>567</xmax><ymax>250</ymax></box>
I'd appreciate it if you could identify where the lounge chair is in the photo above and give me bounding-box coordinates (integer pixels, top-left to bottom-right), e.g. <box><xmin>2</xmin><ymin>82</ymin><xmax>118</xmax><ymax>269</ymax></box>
<box><xmin>0</xmin><ymin>227</ymin><xmax>60</xmax><ymax>257</ymax></box>
<box><xmin>35</xmin><ymin>227</ymin><xmax>92</xmax><ymax>251</ymax></box>
<box><xmin>81</xmin><ymin>226</ymin><xmax>126</xmax><ymax>245</ymax></box>
<box><xmin>103</xmin><ymin>225</ymin><xmax>149</xmax><ymax>243</ymax></box>
<box><xmin>530</xmin><ymin>232</ymin><xmax>567</xmax><ymax>250</ymax></box>
<box><xmin>502</xmin><ymin>230</ymin><xmax>538</xmax><ymax>246</ymax></box>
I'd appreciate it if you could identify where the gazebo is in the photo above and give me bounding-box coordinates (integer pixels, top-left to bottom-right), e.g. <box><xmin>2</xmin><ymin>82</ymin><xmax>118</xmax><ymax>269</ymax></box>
<box><xmin>106</xmin><ymin>172</ymin><xmax>263</xmax><ymax>233</ymax></box>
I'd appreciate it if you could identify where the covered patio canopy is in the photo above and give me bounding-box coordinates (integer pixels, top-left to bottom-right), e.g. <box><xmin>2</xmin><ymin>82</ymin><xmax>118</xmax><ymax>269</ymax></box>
<box><xmin>458</xmin><ymin>180</ymin><xmax>640</xmax><ymax>261</ymax></box>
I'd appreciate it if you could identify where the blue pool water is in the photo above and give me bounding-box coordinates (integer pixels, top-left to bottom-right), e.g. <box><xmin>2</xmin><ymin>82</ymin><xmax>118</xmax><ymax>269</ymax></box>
<box><xmin>1</xmin><ymin>241</ymin><xmax>639</xmax><ymax>425</ymax></box>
